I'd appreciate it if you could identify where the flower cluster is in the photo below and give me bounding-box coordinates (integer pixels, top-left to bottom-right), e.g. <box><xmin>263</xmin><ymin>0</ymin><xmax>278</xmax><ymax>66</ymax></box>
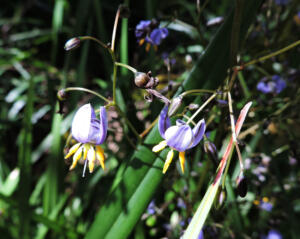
<box><xmin>152</xmin><ymin>105</ymin><xmax>206</xmax><ymax>173</ymax></box>
<box><xmin>65</xmin><ymin>104</ymin><xmax>108</xmax><ymax>176</ymax></box>
<box><xmin>257</xmin><ymin>75</ymin><xmax>286</xmax><ymax>94</ymax></box>
<box><xmin>135</xmin><ymin>19</ymin><xmax>168</xmax><ymax>49</ymax></box>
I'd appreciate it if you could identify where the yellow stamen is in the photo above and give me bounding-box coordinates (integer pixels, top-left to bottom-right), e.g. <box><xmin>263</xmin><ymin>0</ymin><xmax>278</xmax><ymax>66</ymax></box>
<box><xmin>83</xmin><ymin>144</ymin><xmax>89</xmax><ymax>160</ymax></box>
<box><xmin>96</xmin><ymin>146</ymin><xmax>105</xmax><ymax>170</ymax></box>
<box><xmin>163</xmin><ymin>149</ymin><xmax>174</xmax><ymax>174</ymax></box>
<box><xmin>262</xmin><ymin>197</ymin><xmax>269</xmax><ymax>203</ymax></box>
<box><xmin>179</xmin><ymin>151</ymin><xmax>186</xmax><ymax>173</ymax></box>
<box><xmin>253</xmin><ymin>200</ymin><xmax>260</xmax><ymax>205</ymax></box>
<box><xmin>152</xmin><ymin>140</ymin><xmax>167</xmax><ymax>153</ymax></box>
<box><xmin>65</xmin><ymin>143</ymin><xmax>81</xmax><ymax>159</ymax></box>
<box><xmin>88</xmin><ymin>146</ymin><xmax>96</xmax><ymax>173</ymax></box>
<box><xmin>69</xmin><ymin>146</ymin><xmax>82</xmax><ymax>170</ymax></box>
<box><xmin>139</xmin><ymin>39</ymin><xmax>145</xmax><ymax>46</ymax></box>
<box><xmin>146</xmin><ymin>43</ymin><xmax>151</xmax><ymax>52</ymax></box>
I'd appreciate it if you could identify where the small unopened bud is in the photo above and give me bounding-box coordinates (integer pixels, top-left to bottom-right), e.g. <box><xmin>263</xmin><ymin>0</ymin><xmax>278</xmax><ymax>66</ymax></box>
<box><xmin>64</xmin><ymin>37</ymin><xmax>81</xmax><ymax>51</ymax></box>
<box><xmin>119</xmin><ymin>4</ymin><xmax>130</xmax><ymax>18</ymax></box>
<box><xmin>188</xmin><ymin>103</ymin><xmax>199</xmax><ymax>110</ymax></box>
<box><xmin>214</xmin><ymin>186</ymin><xmax>226</xmax><ymax>210</ymax></box>
<box><xmin>236</xmin><ymin>174</ymin><xmax>248</xmax><ymax>198</ymax></box>
<box><xmin>204</xmin><ymin>140</ymin><xmax>218</xmax><ymax>165</ymax></box>
<box><xmin>57</xmin><ymin>89</ymin><xmax>67</xmax><ymax>101</ymax></box>
<box><xmin>168</xmin><ymin>96</ymin><xmax>183</xmax><ymax>116</ymax></box>
<box><xmin>134</xmin><ymin>72</ymin><xmax>151</xmax><ymax>88</ymax></box>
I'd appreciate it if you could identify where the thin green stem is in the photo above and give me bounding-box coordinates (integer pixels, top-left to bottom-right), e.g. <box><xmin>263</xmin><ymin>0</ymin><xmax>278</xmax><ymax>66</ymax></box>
<box><xmin>112</xmin><ymin>62</ymin><xmax>117</xmax><ymax>103</ymax></box>
<box><xmin>186</xmin><ymin>93</ymin><xmax>217</xmax><ymax>124</ymax></box>
<box><xmin>79</xmin><ymin>36</ymin><xmax>110</xmax><ymax>52</ymax></box>
<box><xmin>115</xmin><ymin>62</ymin><xmax>137</xmax><ymax>74</ymax></box>
<box><xmin>115</xmin><ymin>105</ymin><xmax>141</xmax><ymax>142</ymax></box>
<box><xmin>180</xmin><ymin>89</ymin><xmax>216</xmax><ymax>98</ymax></box>
<box><xmin>243</xmin><ymin>39</ymin><xmax>300</xmax><ymax>67</ymax></box>
<box><xmin>64</xmin><ymin>87</ymin><xmax>111</xmax><ymax>103</ymax></box>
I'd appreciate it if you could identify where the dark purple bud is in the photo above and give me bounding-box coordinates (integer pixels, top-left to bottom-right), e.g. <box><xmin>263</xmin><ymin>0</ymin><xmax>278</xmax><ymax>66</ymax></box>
<box><xmin>236</xmin><ymin>175</ymin><xmax>248</xmax><ymax>198</ymax></box>
<box><xmin>64</xmin><ymin>37</ymin><xmax>81</xmax><ymax>51</ymax></box>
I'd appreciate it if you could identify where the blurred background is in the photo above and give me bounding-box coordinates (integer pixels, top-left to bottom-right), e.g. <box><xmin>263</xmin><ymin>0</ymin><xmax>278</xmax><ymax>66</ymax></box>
<box><xmin>0</xmin><ymin>0</ymin><xmax>300</xmax><ymax>238</ymax></box>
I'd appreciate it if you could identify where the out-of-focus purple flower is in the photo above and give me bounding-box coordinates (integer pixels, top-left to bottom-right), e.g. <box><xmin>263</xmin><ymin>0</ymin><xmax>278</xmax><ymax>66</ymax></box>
<box><xmin>177</xmin><ymin>198</ymin><xmax>186</xmax><ymax>209</ymax></box>
<box><xmin>265</xmin><ymin>229</ymin><xmax>282</xmax><ymax>239</ymax></box>
<box><xmin>65</xmin><ymin>104</ymin><xmax>108</xmax><ymax>176</ymax></box>
<box><xmin>257</xmin><ymin>75</ymin><xmax>286</xmax><ymax>94</ymax></box>
<box><xmin>147</xmin><ymin>200</ymin><xmax>156</xmax><ymax>215</ymax></box>
<box><xmin>198</xmin><ymin>230</ymin><xmax>204</xmax><ymax>239</ymax></box>
<box><xmin>275</xmin><ymin>0</ymin><xmax>289</xmax><ymax>5</ymax></box>
<box><xmin>149</xmin><ymin>28</ymin><xmax>168</xmax><ymax>45</ymax></box>
<box><xmin>152</xmin><ymin>105</ymin><xmax>206</xmax><ymax>173</ymax></box>
<box><xmin>260</xmin><ymin>201</ymin><xmax>273</xmax><ymax>212</ymax></box>
<box><xmin>135</xmin><ymin>19</ymin><xmax>168</xmax><ymax>47</ymax></box>
<box><xmin>135</xmin><ymin>20</ymin><xmax>151</xmax><ymax>38</ymax></box>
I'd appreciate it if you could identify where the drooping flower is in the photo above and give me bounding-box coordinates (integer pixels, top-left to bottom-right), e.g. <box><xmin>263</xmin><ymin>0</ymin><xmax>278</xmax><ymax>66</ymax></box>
<box><xmin>264</xmin><ymin>229</ymin><xmax>282</xmax><ymax>239</ymax></box>
<box><xmin>135</xmin><ymin>19</ymin><xmax>168</xmax><ymax>50</ymax></box>
<box><xmin>152</xmin><ymin>105</ymin><xmax>206</xmax><ymax>173</ymax></box>
<box><xmin>257</xmin><ymin>75</ymin><xmax>286</xmax><ymax>94</ymax></box>
<box><xmin>65</xmin><ymin>104</ymin><xmax>108</xmax><ymax>176</ymax></box>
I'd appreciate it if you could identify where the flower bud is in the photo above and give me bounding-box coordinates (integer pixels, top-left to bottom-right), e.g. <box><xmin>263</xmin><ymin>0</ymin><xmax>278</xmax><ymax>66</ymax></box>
<box><xmin>188</xmin><ymin>103</ymin><xmax>199</xmax><ymax>110</ymax></box>
<box><xmin>214</xmin><ymin>186</ymin><xmax>226</xmax><ymax>210</ymax></box>
<box><xmin>168</xmin><ymin>96</ymin><xmax>183</xmax><ymax>117</ymax></box>
<box><xmin>236</xmin><ymin>174</ymin><xmax>248</xmax><ymax>198</ymax></box>
<box><xmin>204</xmin><ymin>140</ymin><xmax>218</xmax><ymax>165</ymax></box>
<box><xmin>64</xmin><ymin>37</ymin><xmax>81</xmax><ymax>51</ymax></box>
<box><xmin>134</xmin><ymin>72</ymin><xmax>151</xmax><ymax>88</ymax></box>
<box><xmin>57</xmin><ymin>89</ymin><xmax>67</xmax><ymax>101</ymax></box>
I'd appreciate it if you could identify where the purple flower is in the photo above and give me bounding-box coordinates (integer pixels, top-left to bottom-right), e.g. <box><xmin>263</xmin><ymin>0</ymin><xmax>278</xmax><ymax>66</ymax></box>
<box><xmin>135</xmin><ymin>19</ymin><xmax>168</xmax><ymax>47</ymax></box>
<box><xmin>260</xmin><ymin>201</ymin><xmax>273</xmax><ymax>212</ymax></box>
<box><xmin>147</xmin><ymin>200</ymin><xmax>156</xmax><ymax>215</ymax></box>
<box><xmin>135</xmin><ymin>20</ymin><xmax>151</xmax><ymax>38</ymax></box>
<box><xmin>71</xmin><ymin>104</ymin><xmax>107</xmax><ymax>145</ymax></box>
<box><xmin>148</xmin><ymin>28</ymin><xmax>168</xmax><ymax>45</ymax></box>
<box><xmin>257</xmin><ymin>75</ymin><xmax>286</xmax><ymax>94</ymax></box>
<box><xmin>198</xmin><ymin>230</ymin><xmax>204</xmax><ymax>239</ymax></box>
<box><xmin>152</xmin><ymin>105</ymin><xmax>206</xmax><ymax>173</ymax></box>
<box><xmin>265</xmin><ymin>230</ymin><xmax>282</xmax><ymax>239</ymax></box>
<box><xmin>65</xmin><ymin>104</ymin><xmax>108</xmax><ymax>176</ymax></box>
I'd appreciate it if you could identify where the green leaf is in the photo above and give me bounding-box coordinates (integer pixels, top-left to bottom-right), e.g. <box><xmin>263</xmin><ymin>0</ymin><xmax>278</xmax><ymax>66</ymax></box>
<box><xmin>85</xmin><ymin>1</ymin><xmax>262</xmax><ymax>238</ymax></box>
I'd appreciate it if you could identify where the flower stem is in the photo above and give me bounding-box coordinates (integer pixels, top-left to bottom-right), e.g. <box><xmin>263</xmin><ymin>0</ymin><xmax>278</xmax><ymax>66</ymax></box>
<box><xmin>242</xmin><ymin>39</ymin><xmax>300</xmax><ymax>68</ymax></box>
<box><xmin>115</xmin><ymin>105</ymin><xmax>142</xmax><ymax>142</ymax></box>
<box><xmin>186</xmin><ymin>93</ymin><xmax>217</xmax><ymax>124</ymax></box>
<box><xmin>64</xmin><ymin>87</ymin><xmax>111</xmax><ymax>103</ymax></box>
<box><xmin>111</xmin><ymin>7</ymin><xmax>121</xmax><ymax>52</ymax></box>
<box><xmin>180</xmin><ymin>89</ymin><xmax>216</xmax><ymax>98</ymax></box>
<box><xmin>79</xmin><ymin>36</ymin><xmax>110</xmax><ymax>52</ymax></box>
<box><xmin>115</xmin><ymin>62</ymin><xmax>137</xmax><ymax>74</ymax></box>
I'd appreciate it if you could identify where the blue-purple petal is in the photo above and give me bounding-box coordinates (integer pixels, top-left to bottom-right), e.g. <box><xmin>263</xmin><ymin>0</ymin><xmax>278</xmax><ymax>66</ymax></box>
<box><xmin>71</xmin><ymin>104</ymin><xmax>107</xmax><ymax>145</ymax></box>
<box><xmin>158</xmin><ymin>105</ymin><xmax>171</xmax><ymax>139</ymax></box>
<box><xmin>188</xmin><ymin>119</ymin><xmax>206</xmax><ymax>149</ymax></box>
<box><xmin>149</xmin><ymin>28</ymin><xmax>168</xmax><ymax>45</ymax></box>
<box><xmin>72</xmin><ymin>104</ymin><xmax>92</xmax><ymax>143</ymax></box>
<box><xmin>165</xmin><ymin>125</ymin><xmax>194</xmax><ymax>152</ymax></box>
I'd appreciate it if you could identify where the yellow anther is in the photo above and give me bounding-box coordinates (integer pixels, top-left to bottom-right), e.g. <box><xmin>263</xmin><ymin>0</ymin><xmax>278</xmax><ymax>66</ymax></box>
<box><xmin>179</xmin><ymin>151</ymin><xmax>186</xmax><ymax>173</ymax></box>
<box><xmin>69</xmin><ymin>146</ymin><xmax>82</xmax><ymax>170</ymax></box>
<box><xmin>253</xmin><ymin>200</ymin><xmax>260</xmax><ymax>205</ymax></box>
<box><xmin>83</xmin><ymin>144</ymin><xmax>89</xmax><ymax>160</ymax></box>
<box><xmin>152</xmin><ymin>140</ymin><xmax>167</xmax><ymax>153</ymax></box>
<box><xmin>65</xmin><ymin>143</ymin><xmax>81</xmax><ymax>159</ymax></box>
<box><xmin>163</xmin><ymin>149</ymin><xmax>174</xmax><ymax>174</ymax></box>
<box><xmin>96</xmin><ymin>146</ymin><xmax>105</xmax><ymax>170</ymax></box>
<box><xmin>88</xmin><ymin>146</ymin><xmax>96</xmax><ymax>173</ymax></box>
<box><xmin>262</xmin><ymin>197</ymin><xmax>269</xmax><ymax>202</ymax></box>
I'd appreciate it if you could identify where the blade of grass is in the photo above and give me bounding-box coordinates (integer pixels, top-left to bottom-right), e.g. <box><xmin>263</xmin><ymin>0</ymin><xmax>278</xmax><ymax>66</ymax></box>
<box><xmin>17</xmin><ymin>75</ymin><xmax>34</xmax><ymax>239</ymax></box>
